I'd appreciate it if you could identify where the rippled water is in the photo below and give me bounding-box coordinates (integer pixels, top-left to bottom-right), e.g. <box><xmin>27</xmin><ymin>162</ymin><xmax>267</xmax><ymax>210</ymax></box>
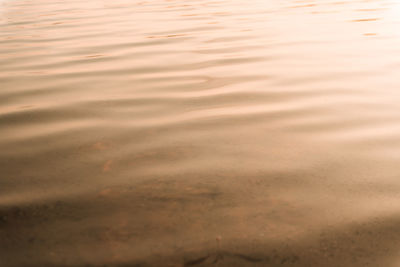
<box><xmin>1</xmin><ymin>0</ymin><xmax>400</xmax><ymax>266</ymax></box>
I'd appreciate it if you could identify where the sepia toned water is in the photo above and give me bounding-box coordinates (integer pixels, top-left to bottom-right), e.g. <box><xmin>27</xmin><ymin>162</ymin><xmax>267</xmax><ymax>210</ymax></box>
<box><xmin>1</xmin><ymin>0</ymin><xmax>400</xmax><ymax>266</ymax></box>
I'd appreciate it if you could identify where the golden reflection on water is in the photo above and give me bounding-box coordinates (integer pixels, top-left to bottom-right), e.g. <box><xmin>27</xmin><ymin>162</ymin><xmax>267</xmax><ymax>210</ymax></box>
<box><xmin>1</xmin><ymin>0</ymin><xmax>400</xmax><ymax>266</ymax></box>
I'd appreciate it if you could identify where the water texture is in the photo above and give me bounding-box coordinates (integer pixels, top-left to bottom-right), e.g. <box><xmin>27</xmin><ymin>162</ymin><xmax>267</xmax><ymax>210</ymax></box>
<box><xmin>1</xmin><ymin>0</ymin><xmax>400</xmax><ymax>266</ymax></box>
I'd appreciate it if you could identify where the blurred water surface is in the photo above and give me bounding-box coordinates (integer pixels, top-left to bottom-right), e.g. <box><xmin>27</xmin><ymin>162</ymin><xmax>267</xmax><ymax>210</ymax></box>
<box><xmin>2</xmin><ymin>0</ymin><xmax>400</xmax><ymax>266</ymax></box>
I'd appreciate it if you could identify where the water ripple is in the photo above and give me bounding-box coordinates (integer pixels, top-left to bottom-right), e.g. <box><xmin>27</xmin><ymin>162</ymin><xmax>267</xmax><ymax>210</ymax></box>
<box><xmin>2</xmin><ymin>0</ymin><xmax>400</xmax><ymax>266</ymax></box>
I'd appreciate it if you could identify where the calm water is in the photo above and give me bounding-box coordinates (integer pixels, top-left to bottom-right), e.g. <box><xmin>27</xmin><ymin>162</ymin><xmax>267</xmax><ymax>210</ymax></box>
<box><xmin>1</xmin><ymin>0</ymin><xmax>400</xmax><ymax>266</ymax></box>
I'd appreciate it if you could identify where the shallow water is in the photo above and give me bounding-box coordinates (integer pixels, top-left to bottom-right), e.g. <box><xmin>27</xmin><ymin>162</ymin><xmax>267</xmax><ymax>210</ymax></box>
<box><xmin>1</xmin><ymin>0</ymin><xmax>400</xmax><ymax>266</ymax></box>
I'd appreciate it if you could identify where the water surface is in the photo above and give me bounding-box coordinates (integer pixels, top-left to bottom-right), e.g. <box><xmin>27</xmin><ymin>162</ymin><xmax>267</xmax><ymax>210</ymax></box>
<box><xmin>1</xmin><ymin>0</ymin><xmax>400</xmax><ymax>266</ymax></box>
